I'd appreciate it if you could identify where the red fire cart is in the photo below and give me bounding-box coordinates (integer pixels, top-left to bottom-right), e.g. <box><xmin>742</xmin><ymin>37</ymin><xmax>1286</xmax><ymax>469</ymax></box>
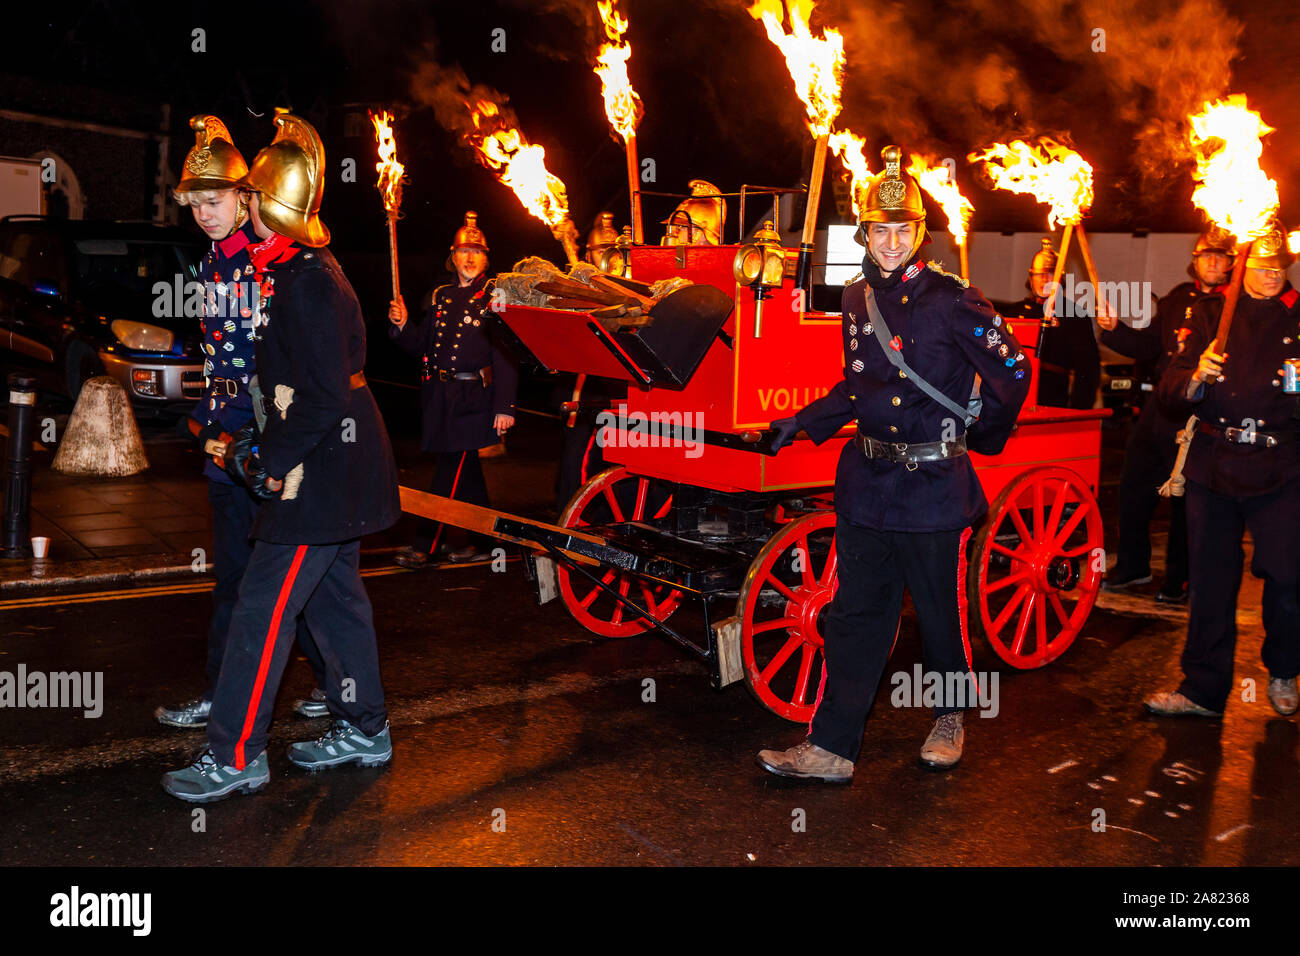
<box><xmin>404</xmin><ymin>218</ymin><xmax>1108</xmax><ymax>724</ymax></box>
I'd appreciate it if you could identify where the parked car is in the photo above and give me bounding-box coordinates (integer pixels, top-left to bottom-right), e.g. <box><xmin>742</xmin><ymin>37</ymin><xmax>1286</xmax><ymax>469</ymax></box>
<box><xmin>0</xmin><ymin>215</ymin><xmax>206</xmax><ymax>415</ymax></box>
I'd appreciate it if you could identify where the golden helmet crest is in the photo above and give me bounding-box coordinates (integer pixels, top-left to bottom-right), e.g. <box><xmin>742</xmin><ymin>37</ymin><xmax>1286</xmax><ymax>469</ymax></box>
<box><xmin>241</xmin><ymin>109</ymin><xmax>329</xmax><ymax>247</ymax></box>
<box><xmin>1245</xmin><ymin>221</ymin><xmax>1294</xmax><ymax>271</ymax></box>
<box><xmin>661</xmin><ymin>179</ymin><xmax>727</xmax><ymax>246</ymax></box>
<box><xmin>585</xmin><ymin>212</ymin><xmax>619</xmax><ymax>260</ymax></box>
<box><xmin>451</xmin><ymin>211</ymin><xmax>489</xmax><ymax>251</ymax></box>
<box><xmin>177</xmin><ymin>115</ymin><xmax>248</xmax><ymax>192</ymax></box>
<box><xmin>1030</xmin><ymin>237</ymin><xmax>1058</xmax><ymax>274</ymax></box>
<box><xmin>858</xmin><ymin>146</ymin><xmax>925</xmax><ymax>224</ymax></box>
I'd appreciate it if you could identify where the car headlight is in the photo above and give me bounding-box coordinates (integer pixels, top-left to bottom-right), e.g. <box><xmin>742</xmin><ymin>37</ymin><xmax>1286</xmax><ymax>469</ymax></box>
<box><xmin>110</xmin><ymin>320</ymin><xmax>175</xmax><ymax>352</ymax></box>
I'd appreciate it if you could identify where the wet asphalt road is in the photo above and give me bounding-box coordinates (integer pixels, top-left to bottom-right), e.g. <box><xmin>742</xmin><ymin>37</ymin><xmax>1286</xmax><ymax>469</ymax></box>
<box><xmin>0</xmin><ymin>548</ymin><xmax>1295</xmax><ymax>868</ymax></box>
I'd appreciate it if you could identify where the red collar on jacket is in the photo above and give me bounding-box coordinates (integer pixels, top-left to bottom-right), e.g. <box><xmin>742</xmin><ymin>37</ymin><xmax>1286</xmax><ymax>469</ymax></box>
<box><xmin>248</xmin><ymin>232</ymin><xmax>299</xmax><ymax>276</ymax></box>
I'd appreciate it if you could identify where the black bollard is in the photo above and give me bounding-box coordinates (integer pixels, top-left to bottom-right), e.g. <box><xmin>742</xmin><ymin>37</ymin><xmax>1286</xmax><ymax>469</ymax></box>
<box><xmin>2</xmin><ymin>373</ymin><xmax>37</xmax><ymax>559</ymax></box>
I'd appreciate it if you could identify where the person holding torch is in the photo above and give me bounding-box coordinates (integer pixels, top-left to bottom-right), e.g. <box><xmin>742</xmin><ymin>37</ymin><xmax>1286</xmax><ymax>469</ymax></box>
<box><xmin>1145</xmin><ymin>222</ymin><xmax>1300</xmax><ymax>718</ymax></box>
<box><xmin>388</xmin><ymin>212</ymin><xmax>518</xmax><ymax>569</ymax></box>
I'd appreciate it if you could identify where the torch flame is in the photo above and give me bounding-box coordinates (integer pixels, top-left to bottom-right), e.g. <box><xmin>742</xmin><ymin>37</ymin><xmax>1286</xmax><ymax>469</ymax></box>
<box><xmin>1289</xmin><ymin>229</ymin><xmax>1300</xmax><ymax>256</ymax></box>
<box><xmin>594</xmin><ymin>0</ymin><xmax>643</xmax><ymax>141</ymax></box>
<box><xmin>967</xmin><ymin>136</ymin><xmax>1094</xmax><ymax>230</ymax></box>
<box><xmin>747</xmin><ymin>0</ymin><xmax>844</xmax><ymax>137</ymax></box>
<box><xmin>369</xmin><ymin>110</ymin><xmax>404</xmax><ymax>215</ymax></box>
<box><xmin>907</xmin><ymin>154</ymin><xmax>974</xmax><ymax>245</ymax></box>
<box><xmin>829</xmin><ymin>129</ymin><xmax>870</xmax><ymax>211</ymax></box>
<box><xmin>464</xmin><ymin>100</ymin><xmax>571</xmax><ymax>228</ymax></box>
<box><xmin>1188</xmin><ymin>95</ymin><xmax>1279</xmax><ymax>245</ymax></box>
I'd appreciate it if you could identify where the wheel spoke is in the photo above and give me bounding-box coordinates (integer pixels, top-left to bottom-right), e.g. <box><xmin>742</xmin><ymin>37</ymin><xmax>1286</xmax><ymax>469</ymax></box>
<box><xmin>1048</xmin><ymin>591</ymin><xmax>1071</xmax><ymax>630</ymax></box>
<box><xmin>1007</xmin><ymin>503</ymin><xmax>1034</xmax><ymax>546</ymax></box>
<box><xmin>1035</xmin><ymin>595</ymin><xmax>1048</xmax><ymax>655</ymax></box>
<box><xmin>985</xmin><ymin>570</ymin><xmax>1031</xmax><ymax>594</ymax></box>
<box><xmin>633</xmin><ymin>478</ymin><xmax>649</xmax><ymax>521</ymax></box>
<box><xmin>1032</xmin><ymin>481</ymin><xmax>1044</xmax><ymax>539</ymax></box>
<box><xmin>1052</xmin><ymin>500</ymin><xmax>1091</xmax><ymax>550</ymax></box>
<box><xmin>652</xmin><ymin>495</ymin><xmax>673</xmax><ymax>519</ymax></box>
<box><xmin>578</xmin><ymin>568</ymin><xmax>618</xmax><ymax>609</ymax></box>
<box><xmin>794</xmin><ymin>643</ymin><xmax>815</xmax><ymax>706</ymax></box>
<box><xmin>760</xmin><ymin>634</ymin><xmax>803</xmax><ymax>684</ymax></box>
<box><xmin>639</xmin><ymin>582</ymin><xmax>658</xmax><ymax>618</ymax></box>
<box><xmin>1010</xmin><ymin>590</ymin><xmax>1038</xmax><ymax>655</ymax></box>
<box><xmin>990</xmin><ymin>541</ymin><xmax>1029</xmax><ymax>561</ymax></box>
<box><xmin>819</xmin><ymin>537</ymin><xmax>838</xmax><ymax>587</ymax></box>
<box><xmin>992</xmin><ymin>582</ymin><xmax>1032</xmax><ymax>632</ymax></box>
<box><xmin>752</xmin><ymin>616</ymin><xmax>801</xmax><ymax>634</ymax></box>
<box><xmin>764</xmin><ymin>573</ymin><xmax>800</xmax><ymax>604</ymax></box>
<box><xmin>1045</xmin><ymin>479</ymin><xmax>1068</xmax><ymax>542</ymax></box>
<box><xmin>1060</xmin><ymin>543</ymin><xmax>1095</xmax><ymax>558</ymax></box>
<box><xmin>603</xmin><ymin>487</ymin><xmax>626</xmax><ymax>522</ymax></box>
<box><xmin>609</xmin><ymin>576</ymin><xmax>632</xmax><ymax>625</ymax></box>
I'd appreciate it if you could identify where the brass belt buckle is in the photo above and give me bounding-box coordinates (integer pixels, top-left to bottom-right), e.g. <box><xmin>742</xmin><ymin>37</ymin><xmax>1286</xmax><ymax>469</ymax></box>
<box><xmin>905</xmin><ymin>460</ymin><xmax>919</xmax><ymax>472</ymax></box>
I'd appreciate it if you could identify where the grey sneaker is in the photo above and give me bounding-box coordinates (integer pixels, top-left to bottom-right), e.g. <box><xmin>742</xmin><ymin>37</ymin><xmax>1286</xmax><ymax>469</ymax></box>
<box><xmin>1144</xmin><ymin>690</ymin><xmax>1222</xmax><ymax>717</ymax></box>
<box><xmin>287</xmin><ymin>719</ymin><xmax>392</xmax><ymax>771</ymax></box>
<box><xmin>292</xmin><ymin>687</ymin><xmax>329</xmax><ymax>719</ymax></box>
<box><xmin>154</xmin><ymin>696</ymin><xmax>211</xmax><ymax>729</ymax></box>
<box><xmin>919</xmin><ymin>712</ymin><xmax>964</xmax><ymax>770</ymax></box>
<box><xmin>756</xmin><ymin>738</ymin><xmax>853</xmax><ymax>783</ymax></box>
<box><xmin>160</xmin><ymin>749</ymin><xmax>269</xmax><ymax>803</ymax></box>
<box><xmin>1267</xmin><ymin>678</ymin><xmax>1299</xmax><ymax>716</ymax></box>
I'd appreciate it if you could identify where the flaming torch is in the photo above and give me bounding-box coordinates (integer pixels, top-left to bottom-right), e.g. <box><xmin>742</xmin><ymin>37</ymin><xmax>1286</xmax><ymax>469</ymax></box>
<box><xmin>748</xmin><ymin>0</ymin><xmax>844</xmax><ymax>295</ymax></box>
<box><xmin>370</xmin><ymin>110</ymin><xmax>405</xmax><ymax>300</ymax></box>
<box><xmin>594</xmin><ymin>0</ymin><xmax>645</xmax><ymax>244</ymax></box>
<box><xmin>463</xmin><ymin>99</ymin><xmax>580</xmax><ymax>265</ymax></box>
<box><xmin>907</xmin><ymin>154</ymin><xmax>974</xmax><ymax>280</ymax></box>
<box><xmin>829</xmin><ymin>128</ymin><xmax>871</xmax><ymax>216</ymax></box>
<box><xmin>1188</xmin><ymin>95</ymin><xmax>1280</xmax><ymax>352</ymax></box>
<box><xmin>968</xmin><ymin>136</ymin><xmax>1096</xmax><ymax>317</ymax></box>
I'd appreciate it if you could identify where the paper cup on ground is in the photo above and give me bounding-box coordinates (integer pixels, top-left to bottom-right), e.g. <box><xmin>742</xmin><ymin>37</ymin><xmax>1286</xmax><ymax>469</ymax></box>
<box><xmin>31</xmin><ymin>537</ymin><xmax>49</xmax><ymax>559</ymax></box>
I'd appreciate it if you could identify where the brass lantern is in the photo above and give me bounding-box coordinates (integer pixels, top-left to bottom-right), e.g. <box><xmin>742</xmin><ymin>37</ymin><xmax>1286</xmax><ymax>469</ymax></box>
<box><xmin>732</xmin><ymin>220</ymin><xmax>786</xmax><ymax>337</ymax></box>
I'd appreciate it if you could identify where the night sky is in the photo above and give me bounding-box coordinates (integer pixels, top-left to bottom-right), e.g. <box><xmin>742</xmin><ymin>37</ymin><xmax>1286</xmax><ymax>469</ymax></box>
<box><xmin>5</xmin><ymin>0</ymin><xmax>1299</xmax><ymax>279</ymax></box>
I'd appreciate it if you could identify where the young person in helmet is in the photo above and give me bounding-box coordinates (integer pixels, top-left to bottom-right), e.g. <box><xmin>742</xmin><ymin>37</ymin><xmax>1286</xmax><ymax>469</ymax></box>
<box><xmin>387</xmin><ymin>211</ymin><xmax>518</xmax><ymax>568</ymax></box>
<box><xmin>1097</xmin><ymin>230</ymin><xmax>1233</xmax><ymax>599</ymax></box>
<box><xmin>157</xmin><ymin>114</ymin><xmax>329</xmax><ymax>733</ymax></box>
<box><xmin>162</xmin><ymin>111</ymin><xmax>401</xmax><ymax>802</ymax></box>
<box><xmin>757</xmin><ymin>147</ymin><xmax>1032</xmax><ymax>782</ymax></box>
<box><xmin>995</xmin><ymin>238</ymin><xmax>1100</xmax><ymax>409</ymax></box>
<box><xmin>1145</xmin><ymin>222</ymin><xmax>1300</xmax><ymax>719</ymax></box>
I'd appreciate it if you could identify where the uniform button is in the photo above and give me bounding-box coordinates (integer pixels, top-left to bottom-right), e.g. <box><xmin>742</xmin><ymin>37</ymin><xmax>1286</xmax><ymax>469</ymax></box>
<box><xmin>901</xmin><ymin>295</ymin><xmax>909</xmax><ymax>304</ymax></box>
<box><xmin>889</xmin><ymin>425</ymin><xmax>898</xmax><ymax>434</ymax></box>
<box><xmin>849</xmin><ymin>394</ymin><xmax>856</xmax><ymax>400</ymax></box>
<box><xmin>1285</xmin><ymin>337</ymin><xmax>1293</xmax><ymax>344</ymax></box>
<box><xmin>891</xmin><ymin>396</ymin><xmax>901</xmax><ymax>406</ymax></box>
<box><xmin>1273</xmin><ymin>380</ymin><xmax>1281</xmax><ymax>387</ymax></box>
<box><xmin>898</xmin><ymin>370</ymin><xmax>907</xmax><ymax>379</ymax></box>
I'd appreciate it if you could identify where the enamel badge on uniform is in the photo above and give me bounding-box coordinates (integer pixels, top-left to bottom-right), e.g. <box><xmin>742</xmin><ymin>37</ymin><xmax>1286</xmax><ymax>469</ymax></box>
<box><xmin>993</xmin><ymin>315</ymin><xmax>1002</xmax><ymax>327</ymax></box>
<box><xmin>890</xmin><ymin>335</ymin><xmax>902</xmax><ymax>351</ymax></box>
<box><xmin>998</xmin><ymin>343</ymin><xmax>1010</xmax><ymax>358</ymax></box>
<box><xmin>849</xmin><ymin>324</ymin><xmax>858</xmax><ymax>337</ymax></box>
<box><xmin>851</xmin><ymin>359</ymin><xmax>865</xmax><ymax>373</ymax></box>
<box><xmin>903</xmin><ymin>262</ymin><xmax>922</xmax><ymax>281</ymax></box>
<box><xmin>864</xmin><ymin>323</ymin><xmax>873</xmax><ymax>334</ymax></box>
<box><xmin>986</xmin><ymin>329</ymin><xmax>1001</xmax><ymax>348</ymax></box>
<box><xmin>849</xmin><ymin>338</ymin><xmax>858</xmax><ymax>351</ymax></box>
<box><xmin>1015</xmin><ymin>369</ymin><xmax>1025</xmax><ymax>379</ymax></box>
<box><xmin>974</xmin><ymin>326</ymin><xmax>984</xmax><ymax>336</ymax></box>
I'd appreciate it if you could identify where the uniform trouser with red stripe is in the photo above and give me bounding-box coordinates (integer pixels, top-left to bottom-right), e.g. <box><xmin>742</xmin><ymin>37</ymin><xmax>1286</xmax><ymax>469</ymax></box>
<box><xmin>414</xmin><ymin>450</ymin><xmax>490</xmax><ymax>554</ymax></box>
<box><xmin>207</xmin><ymin>539</ymin><xmax>387</xmax><ymax>769</ymax></box>
<box><xmin>1177</xmin><ymin>481</ymin><xmax>1300</xmax><ymax>712</ymax></box>
<box><xmin>810</xmin><ymin>518</ymin><xmax>975</xmax><ymax>763</ymax></box>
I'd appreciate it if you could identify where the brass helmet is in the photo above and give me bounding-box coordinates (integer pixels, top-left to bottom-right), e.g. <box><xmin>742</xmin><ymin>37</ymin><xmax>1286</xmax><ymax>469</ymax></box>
<box><xmin>451</xmin><ymin>211</ymin><xmax>489</xmax><ymax>251</ymax></box>
<box><xmin>853</xmin><ymin>146</ymin><xmax>926</xmax><ymax>247</ymax></box>
<box><xmin>1245</xmin><ymin>220</ymin><xmax>1294</xmax><ymax>271</ymax></box>
<box><xmin>1029</xmin><ymin>237</ymin><xmax>1057</xmax><ymax>275</ymax></box>
<box><xmin>1193</xmin><ymin>227</ymin><xmax>1235</xmax><ymax>257</ymax></box>
<box><xmin>585</xmin><ymin>211</ymin><xmax>619</xmax><ymax>263</ymax></box>
<box><xmin>662</xmin><ymin>179</ymin><xmax>726</xmax><ymax>245</ymax></box>
<box><xmin>177</xmin><ymin>115</ymin><xmax>248</xmax><ymax>192</ymax></box>
<box><xmin>240</xmin><ymin>109</ymin><xmax>329</xmax><ymax>247</ymax></box>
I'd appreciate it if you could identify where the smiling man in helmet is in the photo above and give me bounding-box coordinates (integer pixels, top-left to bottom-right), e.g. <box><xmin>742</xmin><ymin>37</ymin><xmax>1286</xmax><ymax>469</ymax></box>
<box><xmin>157</xmin><ymin>115</ymin><xmax>329</xmax><ymax>733</ymax></box>
<box><xmin>758</xmin><ymin>147</ymin><xmax>1032</xmax><ymax>782</ymax></box>
<box><xmin>162</xmin><ymin>111</ymin><xmax>401</xmax><ymax>802</ymax></box>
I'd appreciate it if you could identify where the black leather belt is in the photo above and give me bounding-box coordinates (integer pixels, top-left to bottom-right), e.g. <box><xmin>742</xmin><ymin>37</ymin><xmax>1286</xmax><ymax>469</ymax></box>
<box><xmin>855</xmin><ymin>429</ymin><xmax>968</xmax><ymax>466</ymax></box>
<box><xmin>1196</xmin><ymin>421</ymin><xmax>1294</xmax><ymax>448</ymax></box>
<box><xmin>432</xmin><ymin>366</ymin><xmax>492</xmax><ymax>385</ymax></box>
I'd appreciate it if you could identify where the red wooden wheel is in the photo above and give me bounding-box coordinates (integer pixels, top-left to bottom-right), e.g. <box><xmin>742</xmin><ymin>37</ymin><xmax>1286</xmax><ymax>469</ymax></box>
<box><xmin>738</xmin><ymin>511</ymin><xmax>837</xmax><ymax>722</ymax></box>
<box><xmin>968</xmin><ymin>466</ymin><xmax>1103</xmax><ymax>669</ymax></box>
<box><xmin>556</xmin><ymin>466</ymin><xmax>684</xmax><ymax>638</ymax></box>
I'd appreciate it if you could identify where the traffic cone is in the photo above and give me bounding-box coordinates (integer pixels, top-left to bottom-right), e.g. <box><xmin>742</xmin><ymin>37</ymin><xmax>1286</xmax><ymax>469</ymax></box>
<box><xmin>51</xmin><ymin>376</ymin><xmax>149</xmax><ymax>476</ymax></box>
